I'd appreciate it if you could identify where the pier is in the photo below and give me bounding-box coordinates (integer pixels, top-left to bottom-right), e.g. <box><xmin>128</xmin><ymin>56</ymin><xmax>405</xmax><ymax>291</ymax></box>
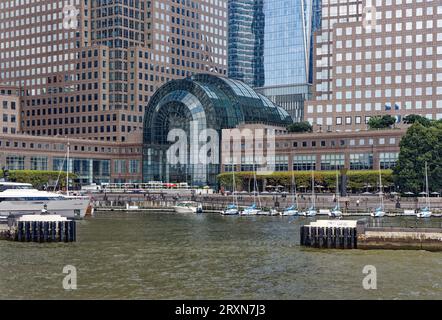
<box><xmin>300</xmin><ymin>220</ymin><xmax>442</xmax><ymax>251</ymax></box>
<box><xmin>0</xmin><ymin>215</ymin><xmax>76</xmax><ymax>243</ymax></box>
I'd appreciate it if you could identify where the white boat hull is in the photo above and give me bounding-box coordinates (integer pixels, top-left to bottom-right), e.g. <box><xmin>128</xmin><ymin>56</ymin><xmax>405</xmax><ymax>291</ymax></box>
<box><xmin>303</xmin><ymin>210</ymin><xmax>317</xmax><ymax>217</ymax></box>
<box><xmin>416</xmin><ymin>211</ymin><xmax>432</xmax><ymax>218</ymax></box>
<box><xmin>0</xmin><ymin>198</ymin><xmax>90</xmax><ymax>219</ymax></box>
<box><xmin>282</xmin><ymin>209</ymin><xmax>299</xmax><ymax>216</ymax></box>
<box><xmin>371</xmin><ymin>211</ymin><xmax>386</xmax><ymax>217</ymax></box>
<box><xmin>222</xmin><ymin>208</ymin><xmax>239</xmax><ymax>215</ymax></box>
<box><xmin>329</xmin><ymin>210</ymin><xmax>343</xmax><ymax>218</ymax></box>
<box><xmin>240</xmin><ymin>209</ymin><xmax>261</xmax><ymax>216</ymax></box>
<box><xmin>174</xmin><ymin>206</ymin><xmax>199</xmax><ymax>214</ymax></box>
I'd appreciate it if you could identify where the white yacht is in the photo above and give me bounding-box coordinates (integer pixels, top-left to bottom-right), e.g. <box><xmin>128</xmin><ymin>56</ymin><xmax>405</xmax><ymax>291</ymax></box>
<box><xmin>173</xmin><ymin>201</ymin><xmax>203</xmax><ymax>214</ymax></box>
<box><xmin>0</xmin><ymin>182</ymin><xmax>91</xmax><ymax>219</ymax></box>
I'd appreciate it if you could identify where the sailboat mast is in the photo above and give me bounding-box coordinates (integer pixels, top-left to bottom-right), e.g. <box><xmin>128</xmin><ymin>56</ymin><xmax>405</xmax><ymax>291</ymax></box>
<box><xmin>232</xmin><ymin>162</ymin><xmax>237</xmax><ymax>207</ymax></box>
<box><xmin>425</xmin><ymin>161</ymin><xmax>430</xmax><ymax>209</ymax></box>
<box><xmin>66</xmin><ymin>140</ymin><xmax>70</xmax><ymax>197</ymax></box>
<box><xmin>336</xmin><ymin>171</ymin><xmax>339</xmax><ymax>206</ymax></box>
<box><xmin>252</xmin><ymin>159</ymin><xmax>262</xmax><ymax>208</ymax></box>
<box><xmin>291</xmin><ymin>170</ymin><xmax>295</xmax><ymax>205</ymax></box>
<box><xmin>379</xmin><ymin>164</ymin><xmax>383</xmax><ymax>209</ymax></box>
<box><xmin>311</xmin><ymin>168</ymin><xmax>315</xmax><ymax>208</ymax></box>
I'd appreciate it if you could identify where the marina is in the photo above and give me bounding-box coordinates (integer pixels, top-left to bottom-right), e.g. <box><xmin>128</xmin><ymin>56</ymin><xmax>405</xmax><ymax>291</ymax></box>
<box><xmin>1</xmin><ymin>211</ymin><xmax>442</xmax><ymax>300</ymax></box>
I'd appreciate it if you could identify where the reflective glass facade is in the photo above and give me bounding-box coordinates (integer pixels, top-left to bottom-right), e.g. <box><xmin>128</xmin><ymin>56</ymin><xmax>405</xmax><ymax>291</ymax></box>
<box><xmin>143</xmin><ymin>74</ymin><xmax>292</xmax><ymax>187</ymax></box>
<box><xmin>228</xmin><ymin>0</ymin><xmax>321</xmax><ymax>88</ymax></box>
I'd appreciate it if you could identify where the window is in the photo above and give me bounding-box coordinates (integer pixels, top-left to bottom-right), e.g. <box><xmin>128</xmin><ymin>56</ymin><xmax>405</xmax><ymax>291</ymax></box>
<box><xmin>350</xmin><ymin>154</ymin><xmax>373</xmax><ymax>170</ymax></box>
<box><xmin>30</xmin><ymin>157</ymin><xmax>48</xmax><ymax>171</ymax></box>
<box><xmin>293</xmin><ymin>155</ymin><xmax>316</xmax><ymax>171</ymax></box>
<box><xmin>379</xmin><ymin>153</ymin><xmax>399</xmax><ymax>169</ymax></box>
<box><xmin>6</xmin><ymin>156</ymin><xmax>25</xmax><ymax>170</ymax></box>
<box><xmin>320</xmin><ymin>154</ymin><xmax>345</xmax><ymax>171</ymax></box>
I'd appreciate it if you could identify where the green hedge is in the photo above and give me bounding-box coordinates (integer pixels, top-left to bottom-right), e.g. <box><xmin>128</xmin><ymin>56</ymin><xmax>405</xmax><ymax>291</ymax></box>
<box><xmin>0</xmin><ymin>170</ymin><xmax>76</xmax><ymax>190</ymax></box>
<box><xmin>218</xmin><ymin>170</ymin><xmax>393</xmax><ymax>192</ymax></box>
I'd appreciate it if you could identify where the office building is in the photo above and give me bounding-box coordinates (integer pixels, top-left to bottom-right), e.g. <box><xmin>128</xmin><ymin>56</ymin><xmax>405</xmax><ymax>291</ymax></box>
<box><xmin>0</xmin><ymin>84</ymin><xmax>20</xmax><ymax>135</ymax></box>
<box><xmin>0</xmin><ymin>0</ymin><xmax>228</xmax><ymax>142</ymax></box>
<box><xmin>305</xmin><ymin>0</ymin><xmax>442</xmax><ymax>131</ymax></box>
<box><xmin>228</xmin><ymin>0</ymin><xmax>321</xmax><ymax>122</ymax></box>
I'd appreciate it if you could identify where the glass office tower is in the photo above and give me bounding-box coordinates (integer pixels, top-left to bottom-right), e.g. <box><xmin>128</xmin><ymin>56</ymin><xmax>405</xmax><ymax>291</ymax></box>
<box><xmin>228</xmin><ymin>0</ymin><xmax>322</xmax><ymax>122</ymax></box>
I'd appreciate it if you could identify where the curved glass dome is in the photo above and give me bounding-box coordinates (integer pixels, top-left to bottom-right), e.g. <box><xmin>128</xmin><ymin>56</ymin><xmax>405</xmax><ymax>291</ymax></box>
<box><xmin>143</xmin><ymin>73</ymin><xmax>293</xmax><ymax>144</ymax></box>
<box><xmin>142</xmin><ymin>74</ymin><xmax>293</xmax><ymax>187</ymax></box>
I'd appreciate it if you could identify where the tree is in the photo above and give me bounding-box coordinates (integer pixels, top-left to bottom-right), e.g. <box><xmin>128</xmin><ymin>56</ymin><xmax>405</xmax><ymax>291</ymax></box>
<box><xmin>368</xmin><ymin>115</ymin><xmax>397</xmax><ymax>129</ymax></box>
<box><xmin>393</xmin><ymin>122</ymin><xmax>442</xmax><ymax>193</ymax></box>
<box><xmin>287</xmin><ymin>121</ymin><xmax>313</xmax><ymax>133</ymax></box>
<box><xmin>403</xmin><ymin>114</ymin><xmax>432</xmax><ymax>127</ymax></box>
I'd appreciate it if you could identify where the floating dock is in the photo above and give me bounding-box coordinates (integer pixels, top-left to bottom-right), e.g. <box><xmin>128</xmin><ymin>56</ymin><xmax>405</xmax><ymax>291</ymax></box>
<box><xmin>300</xmin><ymin>220</ymin><xmax>442</xmax><ymax>251</ymax></box>
<box><xmin>0</xmin><ymin>215</ymin><xmax>76</xmax><ymax>243</ymax></box>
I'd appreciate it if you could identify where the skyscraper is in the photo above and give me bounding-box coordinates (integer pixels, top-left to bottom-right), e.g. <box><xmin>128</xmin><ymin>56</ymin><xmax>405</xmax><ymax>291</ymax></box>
<box><xmin>0</xmin><ymin>0</ymin><xmax>228</xmax><ymax>142</ymax></box>
<box><xmin>228</xmin><ymin>0</ymin><xmax>321</xmax><ymax>122</ymax></box>
<box><xmin>305</xmin><ymin>0</ymin><xmax>442</xmax><ymax>131</ymax></box>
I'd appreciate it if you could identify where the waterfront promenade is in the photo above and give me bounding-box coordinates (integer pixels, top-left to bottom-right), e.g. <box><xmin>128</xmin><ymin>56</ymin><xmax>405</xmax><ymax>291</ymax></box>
<box><xmin>90</xmin><ymin>191</ymin><xmax>442</xmax><ymax>215</ymax></box>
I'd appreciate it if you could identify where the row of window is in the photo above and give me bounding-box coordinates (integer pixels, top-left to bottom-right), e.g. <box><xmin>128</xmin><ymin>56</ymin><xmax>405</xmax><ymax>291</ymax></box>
<box><xmin>224</xmin><ymin>153</ymin><xmax>399</xmax><ymax>172</ymax></box>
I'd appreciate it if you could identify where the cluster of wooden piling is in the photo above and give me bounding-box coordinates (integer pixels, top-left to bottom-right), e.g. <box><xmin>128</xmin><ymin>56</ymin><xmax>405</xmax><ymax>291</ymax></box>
<box><xmin>14</xmin><ymin>220</ymin><xmax>76</xmax><ymax>243</ymax></box>
<box><xmin>300</xmin><ymin>225</ymin><xmax>357</xmax><ymax>249</ymax></box>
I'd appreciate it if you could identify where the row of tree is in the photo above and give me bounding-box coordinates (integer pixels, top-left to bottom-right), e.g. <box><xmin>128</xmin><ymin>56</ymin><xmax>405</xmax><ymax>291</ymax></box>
<box><xmin>218</xmin><ymin>170</ymin><xmax>394</xmax><ymax>193</ymax></box>
<box><xmin>0</xmin><ymin>170</ymin><xmax>74</xmax><ymax>190</ymax></box>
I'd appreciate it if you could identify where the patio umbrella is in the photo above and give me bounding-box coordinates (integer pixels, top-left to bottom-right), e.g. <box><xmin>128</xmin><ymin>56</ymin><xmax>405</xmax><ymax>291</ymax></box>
<box><xmin>390</xmin><ymin>192</ymin><xmax>399</xmax><ymax>195</ymax></box>
<box><xmin>419</xmin><ymin>191</ymin><xmax>428</xmax><ymax>195</ymax></box>
<box><xmin>266</xmin><ymin>185</ymin><xmax>274</xmax><ymax>188</ymax></box>
<box><xmin>362</xmin><ymin>191</ymin><xmax>372</xmax><ymax>195</ymax></box>
<box><xmin>404</xmin><ymin>192</ymin><xmax>414</xmax><ymax>195</ymax></box>
<box><xmin>431</xmin><ymin>192</ymin><xmax>440</xmax><ymax>195</ymax></box>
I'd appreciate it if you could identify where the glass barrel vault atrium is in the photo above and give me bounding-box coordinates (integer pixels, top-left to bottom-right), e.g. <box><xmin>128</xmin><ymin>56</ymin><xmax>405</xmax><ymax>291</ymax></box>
<box><xmin>142</xmin><ymin>74</ymin><xmax>292</xmax><ymax>187</ymax></box>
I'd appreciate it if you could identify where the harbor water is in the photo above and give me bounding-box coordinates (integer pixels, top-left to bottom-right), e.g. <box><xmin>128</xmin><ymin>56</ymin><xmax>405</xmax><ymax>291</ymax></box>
<box><xmin>1</xmin><ymin>211</ymin><xmax>442</xmax><ymax>299</ymax></box>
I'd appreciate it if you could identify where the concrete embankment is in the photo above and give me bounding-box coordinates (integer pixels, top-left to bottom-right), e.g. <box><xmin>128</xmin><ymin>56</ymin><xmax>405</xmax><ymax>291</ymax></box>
<box><xmin>358</xmin><ymin>226</ymin><xmax>442</xmax><ymax>251</ymax></box>
<box><xmin>300</xmin><ymin>220</ymin><xmax>442</xmax><ymax>251</ymax></box>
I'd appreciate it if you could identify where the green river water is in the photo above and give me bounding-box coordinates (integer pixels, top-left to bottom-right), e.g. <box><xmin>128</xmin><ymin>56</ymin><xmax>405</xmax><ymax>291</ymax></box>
<box><xmin>1</xmin><ymin>212</ymin><xmax>442</xmax><ymax>299</ymax></box>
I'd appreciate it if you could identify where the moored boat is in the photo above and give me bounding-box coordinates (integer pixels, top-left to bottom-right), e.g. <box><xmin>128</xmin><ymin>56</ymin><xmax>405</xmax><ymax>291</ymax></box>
<box><xmin>173</xmin><ymin>201</ymin><xmax>203</xmax><ymax>214</ymax></box>
<box><xmin>0</xmin><ymin>182</ymin><xmax>90</xmax><ymax>219</ymax></box>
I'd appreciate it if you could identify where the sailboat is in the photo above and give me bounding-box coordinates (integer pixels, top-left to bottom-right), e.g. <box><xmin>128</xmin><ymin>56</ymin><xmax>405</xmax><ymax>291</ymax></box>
<box><xmin>282</xmin><ymin>171</ymin><xmax>299</xmax><ymax>216</ymax></box>
<box><xmin>417</xmin><ymin>162</ymin><xmax>432</xmax><ymax>218</ymax></box>
<box><xmin>240</xmin><ymin>161</ymin><xmax>262</xmax><ymax>215</ymax></box>
<box><xmin>329</xmin><ymin>171</ymin><xmax>342</xmax><ymax>218</ymax></box>
<box><xmin>371</xmin><ymin>165</ymin><xmax>386</xmax><ymax>218</ymax></box>
<box><xmin>222</xmin><ymin>164</ymin><xmax>239</xmax><ymax>215</ymax></box>
<box><xmin>303</xmin><ymin>169</ymin><xmax>317</xmax><ymax>216</ymax></box>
